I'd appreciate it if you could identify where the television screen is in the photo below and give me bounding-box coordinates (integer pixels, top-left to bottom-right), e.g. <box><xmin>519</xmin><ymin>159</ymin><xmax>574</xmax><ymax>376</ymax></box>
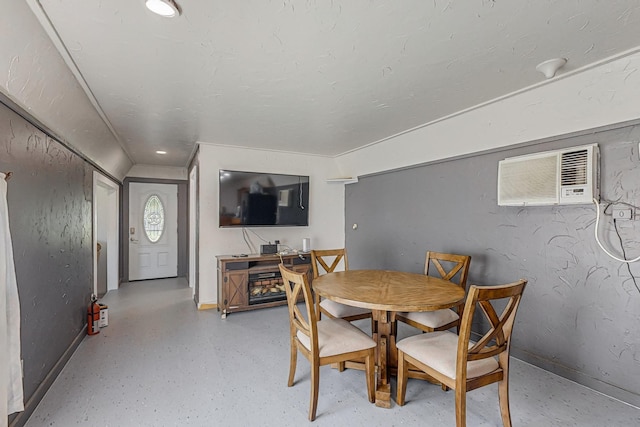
<box><xmin>219</xmin><ymin>170</ymin><xmax>309</xmax><ymax>227</ymax></box>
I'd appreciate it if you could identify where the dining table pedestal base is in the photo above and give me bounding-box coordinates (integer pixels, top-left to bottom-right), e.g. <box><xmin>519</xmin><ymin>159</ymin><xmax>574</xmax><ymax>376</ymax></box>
<box><xmin>375</xmin><ymin>383</ymin><xmax>392</xmax><ymax>408</ymax></box>
<box><xmin>372</xmin><ymin>310</ymin><xmax>394</xmax><ymax>408</ymax></box>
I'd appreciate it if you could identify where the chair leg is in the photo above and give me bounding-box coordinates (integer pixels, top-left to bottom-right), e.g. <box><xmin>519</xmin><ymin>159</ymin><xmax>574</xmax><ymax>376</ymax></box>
<box><xmin>498</xmin><ymin>353</ymin><xmax>512</xmax><ymax>427</ymax></box>
<box><xmin>338</xmin><ymin>361</ymin><xmax>345</xmax><ymax>372</ymax></box>
<box><xmin>455</xmin><ymin>387</ymin><xmax>467</xmax><ymax>427</ymax></box>
<box><xmin>498</xmin><ymin>379</ymin><xmax>512</xmax><ymax>427</ymax></box>
<box><xmin>288</xmin><ymin>340</ymin><xmax>297</xmax><ymax>387</ymax></box>
<box><xmin>309</xmin><ymin>362</ymin><xmax>320</xmax><ymax>421</ymax></box>
<box><xmin>365</xmin><ymin>352</ymin><xmax>375</xmax><ymax>403</ymax></box>
<box><xmin>396</xmin><ymin>350</ymin><xmax>408</xmax><ymax>406</ymax></box>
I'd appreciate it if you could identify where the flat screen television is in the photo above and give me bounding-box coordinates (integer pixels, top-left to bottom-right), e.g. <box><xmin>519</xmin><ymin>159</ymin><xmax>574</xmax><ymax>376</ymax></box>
<box><xmin>219</xmin><ymin>170</ymin><xmax>309</xmax><ymax>227</ymax></box>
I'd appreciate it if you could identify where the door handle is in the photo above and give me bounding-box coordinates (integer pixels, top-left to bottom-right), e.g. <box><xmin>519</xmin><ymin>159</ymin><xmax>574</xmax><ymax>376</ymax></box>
<box><xmin>130</xmin><ymin>237</ymin><xmax>139</xmax><ymax>242</ymax></box>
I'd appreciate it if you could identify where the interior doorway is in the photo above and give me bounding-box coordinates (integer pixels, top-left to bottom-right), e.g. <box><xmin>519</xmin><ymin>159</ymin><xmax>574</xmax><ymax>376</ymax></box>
<box><xmin>93</xmin><ymin>171</ymin><xmax>120</xmax><ymax>296</ymax></box>
<box><xmin>189</xmin><ymin>165</ymin><xmax>198</xmax><ymax>297</ymax></box>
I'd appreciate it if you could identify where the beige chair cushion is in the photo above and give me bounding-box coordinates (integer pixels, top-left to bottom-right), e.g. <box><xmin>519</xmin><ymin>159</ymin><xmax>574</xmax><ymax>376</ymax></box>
<box><xmin>297</xmin><ymin>318</ymin><xmax>376</xmax><ymax>357</ymax></box>
<box><xmin>320</xmin><ymin>299</ymin><xmax>371</xmax><ymax>318</ymax></box>
<box><xmin>396</xmin><ymin>331</ymin><xmax>499</xmax><ymax>379</ymax></box>
<box><xmin>400</xmin><ymin>308</ymin><xmax>459</xmax><ymax>329</ymax></box>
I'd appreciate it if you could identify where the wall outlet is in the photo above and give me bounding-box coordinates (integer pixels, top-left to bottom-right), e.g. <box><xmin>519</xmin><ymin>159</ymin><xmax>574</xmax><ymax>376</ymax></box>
<box><xmin>612</xmin><ymin>207</ymin><xmax>633</xmax><ymax>220</ymax></box>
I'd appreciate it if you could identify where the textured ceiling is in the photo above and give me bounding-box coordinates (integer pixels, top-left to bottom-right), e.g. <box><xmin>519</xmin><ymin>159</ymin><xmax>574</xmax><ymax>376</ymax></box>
<box><xmin>30</xmin><ymin>0</ymin><xmax>640</xmax><ymax>167</ymax></box>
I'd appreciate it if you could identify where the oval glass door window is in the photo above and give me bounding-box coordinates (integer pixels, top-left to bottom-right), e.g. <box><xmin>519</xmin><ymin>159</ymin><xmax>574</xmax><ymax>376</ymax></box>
<box><xmin>143</xmin><ymin>194</ymin><xmax>165</xmax><ymax>243</ymax></box>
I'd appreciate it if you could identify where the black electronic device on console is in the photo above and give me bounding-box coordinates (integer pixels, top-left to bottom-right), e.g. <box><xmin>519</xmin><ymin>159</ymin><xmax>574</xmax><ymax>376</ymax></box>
<box><xmin>260</xmin><ymin>244</ymin><xmax>278</xmax><ymax>255</ymax></box>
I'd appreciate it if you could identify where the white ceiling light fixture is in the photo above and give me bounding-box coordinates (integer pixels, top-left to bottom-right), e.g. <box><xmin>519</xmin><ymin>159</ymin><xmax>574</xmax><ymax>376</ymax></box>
<box><xmin>536</xmin><ymin>58</ymin><xmax>567</xmax><ymax>79</ymax></box>
<box><xmin>156</xmin><ymin>150</ymin><xmax>167</xmax><ymax>154</ymax></box>
<box><xmin>145</xmin><ymin>0</ymin><xmax>181</xmax><ymax>18</ymax></box>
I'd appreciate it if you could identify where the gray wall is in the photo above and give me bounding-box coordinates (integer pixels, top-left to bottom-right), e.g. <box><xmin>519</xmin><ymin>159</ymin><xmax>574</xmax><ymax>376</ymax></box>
<box><xmin>1</xmin><ymin>102</ymin><xmax>96</xmax><ymax>425</ymax></box>
<box><xmin>345</xmin><ymin>123</ymin><xmax>640</xmax><ymax>406</ymax></box>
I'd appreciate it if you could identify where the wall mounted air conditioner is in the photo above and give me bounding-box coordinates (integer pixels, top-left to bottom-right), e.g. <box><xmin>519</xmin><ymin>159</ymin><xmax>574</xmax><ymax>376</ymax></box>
<box><xmin>497</xmin><ymin>144</ymin><xmax>600</xmax><ymax>206</ymax></box>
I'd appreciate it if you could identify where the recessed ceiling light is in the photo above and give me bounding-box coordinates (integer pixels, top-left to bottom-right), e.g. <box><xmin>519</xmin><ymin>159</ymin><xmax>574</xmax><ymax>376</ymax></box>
<box><xmin>145</xmin><ymin>0</ymin><xmax>181</xmax><ymax>18</ymax></box>
<box><xmin>156</xmin><ymin>150</ymin><xmax>167</xmax><ymax>154</ymax></box>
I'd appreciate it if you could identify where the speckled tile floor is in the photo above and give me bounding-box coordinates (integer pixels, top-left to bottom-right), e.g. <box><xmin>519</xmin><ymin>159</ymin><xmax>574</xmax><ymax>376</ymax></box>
<box><xmin>24</xmin><ymin>278</ymin><xmax>640</xmax><ymax>427</ymax></box>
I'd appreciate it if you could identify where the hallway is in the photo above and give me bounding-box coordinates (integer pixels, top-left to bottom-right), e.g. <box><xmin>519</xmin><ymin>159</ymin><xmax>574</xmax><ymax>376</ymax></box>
<box><xmin>24</xmin><ymin>278</ymin><xmax>640</xmax><ymax>426</ymax></box>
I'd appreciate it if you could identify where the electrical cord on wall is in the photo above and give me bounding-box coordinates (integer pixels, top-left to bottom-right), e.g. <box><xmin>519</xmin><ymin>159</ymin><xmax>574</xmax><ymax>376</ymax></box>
<box><xmin>602</xmin><ymin>198</ymin><xmax>638</xmax><ymax>213</ymax></box>
<box><xmin>613</xmin><ymin>218</ymin><xmax>640</xmax><ymax>294</ymax></box>
<box><xmin>241</xmin><ymin>227</ymin><xmax>257</xmax><ymax>254</ymax></box>
<box><xmin>246</xmin><ymin>227</ymin><xmax>269</xmax><ymax>244</ymax></box>
<box><xmin>592</xmin><ymin>198</ymin><xmax>640</xmax><ymax>263</ymax></box>
<box><xmin>593</xmin><ymin>198</ymin><xmax>640</xmax><ymax>294</ymax></box>
<box><xmin>243</xmin><ymin>227</ymin><xmax>295</xmax><ymax>255</ymax></box>
<box><xmin>298</xmin><ymin>177</ymin><xmax>305</xmax><ymax>210</ymax></box>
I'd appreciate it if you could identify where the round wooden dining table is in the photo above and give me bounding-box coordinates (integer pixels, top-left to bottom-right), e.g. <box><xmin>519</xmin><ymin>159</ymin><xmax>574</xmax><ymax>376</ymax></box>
<box><xmin>312</xmin><ymin>269</ymin><xmax>466</xmax><ymax>408</ymax></box>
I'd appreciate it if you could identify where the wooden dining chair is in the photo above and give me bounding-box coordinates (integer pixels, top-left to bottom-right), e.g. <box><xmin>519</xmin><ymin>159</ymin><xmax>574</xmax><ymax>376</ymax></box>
<box><xmin>278</xmin><ymin>264</ymin><xmax>376</xmax><ymax>421</ymax></box>
<box><xmin>396</xmin><ymin>279</ymin><xmax>527</xmax><ymax>427</ymax></box>
<box><xmin>310</xmin><ymin>249</ymin><xmax>373</xmax><ymax>323</ymax></box>
<box><xmin>396</xmin><ymin>251</ymin><xmax>471</xmax><ymax>333</ymax></box>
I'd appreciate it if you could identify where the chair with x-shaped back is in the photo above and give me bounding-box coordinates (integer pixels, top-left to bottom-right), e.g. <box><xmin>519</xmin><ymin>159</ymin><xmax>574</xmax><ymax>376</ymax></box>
<box><xmin>310</xmin><ymin>248</ymin><xmax>373</xmax><ymax>323</ymax></box>
<box><xmin>278</xmin><ymin>263</ymin><xmax>375</xmax><ymax>421</ymax></box>
<box><xmin>396</xmin><ymin>279</ymin><xmax>527</xmax><ymax>427</ymax></box>
<box><xmin>396</xmin><ymin>251</ymin><xmax>471</xmax><ymax>334</ymax></box>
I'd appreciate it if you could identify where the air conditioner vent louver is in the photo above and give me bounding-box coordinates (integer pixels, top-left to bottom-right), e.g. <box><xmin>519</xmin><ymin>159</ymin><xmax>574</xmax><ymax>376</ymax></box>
<box><xmin>560</xmin><ymin>149</ymin><xmax>588</xmax><ymax>186</ymax></box>
<box><xmin>498</xmin><ymin>144</ymin><xmax>599</xmax><ymax>206</ymax></box>
<box><xmin>499</xmin><ymin>156</ymin><xmax>558</xmax><ymax>203</ymax></box>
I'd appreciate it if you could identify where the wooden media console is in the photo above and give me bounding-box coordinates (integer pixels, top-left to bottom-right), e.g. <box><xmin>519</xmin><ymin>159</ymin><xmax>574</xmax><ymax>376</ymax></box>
<box><xmin>216</xmin><ymin>253</ymin><xmax>312</xmax><ymax>319</ymax></box>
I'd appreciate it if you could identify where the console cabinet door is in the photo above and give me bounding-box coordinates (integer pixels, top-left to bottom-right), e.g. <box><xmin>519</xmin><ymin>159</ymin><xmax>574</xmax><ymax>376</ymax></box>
<box><xmin>222</xmin><ymin>271</ymin><xmax>248</xmax><ymax>311</ymax></box>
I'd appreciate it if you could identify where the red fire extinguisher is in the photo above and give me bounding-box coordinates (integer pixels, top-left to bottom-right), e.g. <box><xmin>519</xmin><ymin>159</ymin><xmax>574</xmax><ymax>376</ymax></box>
<box><xmin>87</xmin><ymin>294</ymin><xmax>101</xmax><ymax>335</ymax></box>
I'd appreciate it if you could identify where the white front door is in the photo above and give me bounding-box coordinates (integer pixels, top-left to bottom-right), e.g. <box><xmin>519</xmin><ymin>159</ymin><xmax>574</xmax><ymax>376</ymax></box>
<box><xmin>128</xmin><ymin>183</ymin><xmax>178</xmax><ymax>281</ymax></box>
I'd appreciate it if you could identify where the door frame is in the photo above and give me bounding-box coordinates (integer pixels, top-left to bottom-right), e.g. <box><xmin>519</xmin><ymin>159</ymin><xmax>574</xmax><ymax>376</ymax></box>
<box><xmin>188</xmin><ymin>165</ymin><xmax>198</xmax><ymax>297</ymax></box>
<box><xmin>122</xmin><ymin>177</ymin><xmax>189</xmax><ymax>282</ymax></box>
<box><xmin>93</xmin><ymin>171</ymin><xmax>120</xmax><ymax>294</ymax></box>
